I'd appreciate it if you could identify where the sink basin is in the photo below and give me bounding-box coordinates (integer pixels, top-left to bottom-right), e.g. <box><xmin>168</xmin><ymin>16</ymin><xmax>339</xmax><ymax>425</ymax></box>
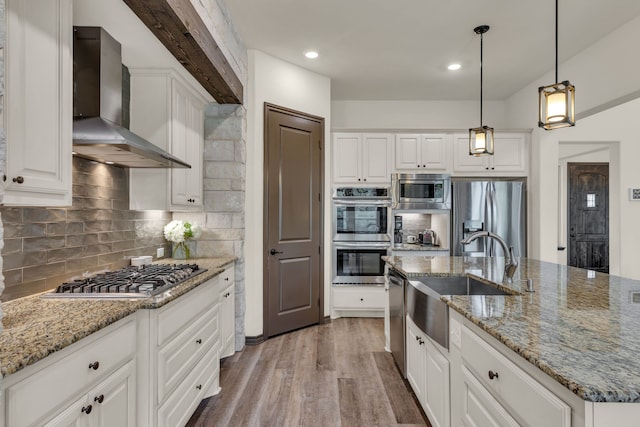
<box><xmin>415</xmin><ymin>276</ymin><xmax>514</xmax><ymax>296</ymax></box>
<box><xmin>406</xmin><ymin>276</ymin><xmax>515</xmax><ymax>350</ymax></box>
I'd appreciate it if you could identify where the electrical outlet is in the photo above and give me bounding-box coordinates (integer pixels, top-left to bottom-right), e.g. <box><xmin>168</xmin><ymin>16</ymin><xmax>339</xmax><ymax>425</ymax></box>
<box><xmin>157</xmin><ymin>247</ymin><xmax>165</xmax><ymax>258</ymax></box>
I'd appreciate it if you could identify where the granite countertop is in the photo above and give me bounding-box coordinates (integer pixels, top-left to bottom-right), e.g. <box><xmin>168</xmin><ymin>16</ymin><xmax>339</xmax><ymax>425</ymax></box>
<box><xmin>384</xmin><ymin>255</ymin><xmax>640</xmax><ymax>403</ymax></box>
<box><xmin>392</xmin><ymin>243</ymin><xmax>449</xmax><ymax>252</ymax></box>
<box><xmin>0</xmin><ymin>257</ymin><xmax>235</xmax><ymax>378</ymax></box>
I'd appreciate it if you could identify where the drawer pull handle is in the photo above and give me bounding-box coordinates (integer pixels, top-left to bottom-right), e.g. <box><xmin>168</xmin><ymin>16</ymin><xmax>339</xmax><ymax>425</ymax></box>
<box><xmin>225</xmin><ymin>277</ymin><xmax>230</xmax><ymax>281</ymax></box>
<box><xmin>196</xmin><ymin>338</ymin><xmax>202</xmax><ymax>344</ymax></box>
<box><xmin>81</xmin><ymin>405</ymin><xmax>93</xmax><ymax>414</ymax></box>
<box><xmin>12</xmin><ymin>176</ymin><xmax>24</xmax><ymax>184</ymax></box>
<box><xmin>88</xmin><ymin>361</ymin><xmax>100</xmax><ymax>370</ymax></box>
<box><xmin>416</xmin><ymin>336</ymin><xmax>420</xmax><ymax>341</ymax></box>
<box><xmin>418</xmin><ymin>338</ymin><xmax>425</xmax><ymax>345</ymax></box>
<box><xmin>94</xmin><ymin>394</ymin><xmax>104</xmax><ymax>404</ymax></box>
<box><xmin>488</xmin><ymin>370</ymin><xmax>499</xmax><ymax>380</ymax></box>
<box><xmin>360</xmin><ymin>298</ymin><xmax>364</xmax><ymax>301</ymax></box>
<box><xmin>196</xmin><ymin>384</ymin><xmax>202</xmax><ymax>390</ymax></box>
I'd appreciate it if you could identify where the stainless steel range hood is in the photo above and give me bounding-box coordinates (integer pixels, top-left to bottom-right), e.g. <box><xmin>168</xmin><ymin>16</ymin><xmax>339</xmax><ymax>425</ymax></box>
<box><xmin>73</xmin><ymin>27</ymin><xmax>190</xmax><ymax>168</ymax></box>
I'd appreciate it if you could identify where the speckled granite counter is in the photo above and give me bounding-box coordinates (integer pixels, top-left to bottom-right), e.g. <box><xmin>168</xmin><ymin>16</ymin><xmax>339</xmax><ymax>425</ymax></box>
<box><xmin>384</xmin><ymin>255</ymin><xmax>640</xmax><ymax>403</ymax></box>
<box><xmin>0</xmin><ymin>257</ymin><xmax>235</xmax><ymax>378</ymax></box>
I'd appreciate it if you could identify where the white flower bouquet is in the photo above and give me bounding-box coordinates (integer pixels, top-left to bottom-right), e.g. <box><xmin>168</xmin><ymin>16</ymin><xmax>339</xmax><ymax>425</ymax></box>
<box><xmin>163</xmin><ymin>220</ymin><xmax>202</xmax><ymax>259</ymax></box>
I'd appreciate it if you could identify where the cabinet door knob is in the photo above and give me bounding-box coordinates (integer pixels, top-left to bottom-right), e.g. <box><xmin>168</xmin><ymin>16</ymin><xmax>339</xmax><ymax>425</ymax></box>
<box><xmin>417</xmin><ymin>164</ymin><xmax>421</xmax><ymax>167</ymax></box>
<box><xmin>81</xmin><ymin>405</ymin><xmax>93</xmax><ymax>414</ymax></box>
<box><xmin>419</xmin><ymin>338</ymin><xmax>425</xmax><ymax>345</ymax></box>
<box><xmin>12</xmin><ymin>176</ymin><xmax>24</xmax><ymax>184</ymax></box>
<box><xmin>488</xmin><ymin>370</ymin><xmax>499</xmax><ymax>380</ymax></box>
<box><xmin>88</xmin><ymin>361</ymin><xmax>100</xmax><ymax>370</ymax></box>
<box><xmin>94</xmin><ymin>394</ymin><xmax>104</xmax><ymax>404</ymax></box>
<box><xmin>196</xmin><ymin>384</ymin><xmax>202</xmax><ymax>390</ymax></box>
<box><xmin>196</xmin><ymin>338</ymin><xmax>202</xmax><ymax>344</ymax></box>
<box><xmin>360</xmin><ymin>298</ymin><xmax>364</xmax><ymax>301</ymax></box>
<box><xmin>422</xmin><ymin>165</ymin><xmax>426</xmax><ymax>168</ymax></box>
<box><xmin>225</xmin><ymin>277</ymin><xmax>230</xmax><ymax>281</ymax></box>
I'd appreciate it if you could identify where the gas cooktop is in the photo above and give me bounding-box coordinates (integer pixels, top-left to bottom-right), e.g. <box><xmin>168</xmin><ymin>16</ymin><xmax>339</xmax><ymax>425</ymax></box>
<box><xmin>44</xmin><ymin>263</ymin><xmax>207</xmax><ymax>299</ymax></box>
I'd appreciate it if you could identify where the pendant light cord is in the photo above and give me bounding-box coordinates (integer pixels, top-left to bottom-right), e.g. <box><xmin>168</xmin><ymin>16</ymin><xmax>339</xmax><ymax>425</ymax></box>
<box><xmin>555</xmin><ymin>0</ymin><xmax>559</xmax><ymax>82</ymax></box>
<box><xmin>480</xmin><ymin>30</ymin><xmax>484</xmax><ymax>127</ymax></box>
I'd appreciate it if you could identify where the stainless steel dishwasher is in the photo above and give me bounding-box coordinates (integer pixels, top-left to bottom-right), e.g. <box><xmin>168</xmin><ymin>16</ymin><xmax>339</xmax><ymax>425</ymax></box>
<box><xmin>388</xmin><ymin>268</ymin><xmax>406</xmax><ymax>377</ymax></box>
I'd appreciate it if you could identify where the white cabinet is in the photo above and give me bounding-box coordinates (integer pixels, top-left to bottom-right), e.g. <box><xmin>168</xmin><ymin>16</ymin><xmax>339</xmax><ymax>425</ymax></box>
<box><xmin>331</xmin><ymin>285</ymin><xmax>386</xmax><ymax>318</ymax></box>
<box><xmin>129</xmin><ymin>69</ymin><xmax>210</xmax><ymax>211</ymax></box>
<box><xmin>219</xmin><ymin>266</ymin><xmax>236</xmax><ymax>359</ymax></box>
<box><xmin>406</xmin><ymin>315</ymin><xmax>450</xmax><ymax>427</ymax></box>
<box><xmin>137</xmin><ymin>267</ymin><xmax>232</xmax><ymax>427</ymax></box>
<box><xmin>3</xmin><ymin>0</ymin><xmax>72</xmax><ymax>206</ymax></box>
<box><xmin>2</xmin><ymin>316</ymin><xmax>136</xmax><ymax>427</ymax></box>
<box><xmin>459</xmin><ymin>325</ymin><xmax>570</xmax><ymax>427</ymax></box>
<box><xmin>395</xmin><ymin>134</ymin><xmax>449</xmax><ymax>172</ymax></box>
<box><xmin>333</xmin><ymin>133</ymin><xmax>392</xmax><ymax>184</ymax></box>
<box><xmin>170</xmin><ymin>79</ymin><xmax>205</xmax><ymax>210</ymax></box>
<box><xmin>452</xmin><ymin>133</ymin><xmax>528</xmax><ymax>176</ymax></box>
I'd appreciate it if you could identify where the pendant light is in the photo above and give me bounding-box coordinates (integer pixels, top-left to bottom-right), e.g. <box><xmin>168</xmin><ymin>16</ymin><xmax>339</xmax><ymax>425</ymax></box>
<box><xmin>538</xmin><ymin>0</ymin><xmax>575</xmax><ymax>130</ymax></box>
<box><xmin>469</xmin><ymin>25</ymin><xmax>494</xmax><ymax>156</ymax></box>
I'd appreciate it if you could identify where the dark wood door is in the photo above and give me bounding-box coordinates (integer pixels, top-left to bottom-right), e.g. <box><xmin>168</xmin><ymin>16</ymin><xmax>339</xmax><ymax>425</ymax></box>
<box><xmin>568</xmin><ymin>163</ymin><xmax>609</xmax><ymax>273</ymax></box>
<box><xmin>264</xmin><ymin>103</ymin><xmax>324</xmax><ymax>338</ymax></box>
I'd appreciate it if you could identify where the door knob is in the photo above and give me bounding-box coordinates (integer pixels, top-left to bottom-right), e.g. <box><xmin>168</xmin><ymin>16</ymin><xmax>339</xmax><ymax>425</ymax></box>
<box><xmin>270</xmin><ymin>249</ymin><xmax>283</xmax><ymax>255</ymax></box>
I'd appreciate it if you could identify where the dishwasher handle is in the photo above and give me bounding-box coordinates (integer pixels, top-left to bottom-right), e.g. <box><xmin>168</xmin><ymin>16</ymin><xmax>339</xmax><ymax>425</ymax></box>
<box><xmin>388</xmin><ymin>269</ymin><xmax>405</xmax><ymax>287</ymax></box>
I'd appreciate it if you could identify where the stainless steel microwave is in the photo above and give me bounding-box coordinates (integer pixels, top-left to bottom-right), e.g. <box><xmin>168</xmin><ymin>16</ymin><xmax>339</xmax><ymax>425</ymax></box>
<box><xmin>392</xmin><ymin>173</ymin><xmax>451</xmax><ymax>210</ymax></box>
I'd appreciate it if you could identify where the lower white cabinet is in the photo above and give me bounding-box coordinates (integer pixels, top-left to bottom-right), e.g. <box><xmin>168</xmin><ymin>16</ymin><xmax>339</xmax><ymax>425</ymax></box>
<box><xmin>406</xmin><ymin>315</ymin><xmax>450</xmax><ymax>427</ymax></box>
<box><xmin>459</xmin><ymin>325</ymin><xmax>570</xmax><ymax>427</ymax></box>
<box><xmin>331</xmin><ymin>285</ymin><xmax>386</xmax><ymax>318</ymax></box>
<box><xmin>2</xmin><ymin>316</ymin><xmax>137</xmax><ymax>427</ymax></box>
<box><xmin>137</xmin><ymin>274</ymin><xmax>223</xmax><ymax>427</ymax></box>
<box><xmin>219</xmin><ymin>265</ymin><xmax>236</xmax><ymax>359</ymax></box>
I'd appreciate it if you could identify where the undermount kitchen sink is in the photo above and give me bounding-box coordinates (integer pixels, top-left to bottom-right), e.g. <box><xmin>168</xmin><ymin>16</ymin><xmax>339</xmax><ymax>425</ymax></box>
<box><xmin>406</xmin><ymin>276</ymin><xmax>516</xmax><ymax>349</ymax></box>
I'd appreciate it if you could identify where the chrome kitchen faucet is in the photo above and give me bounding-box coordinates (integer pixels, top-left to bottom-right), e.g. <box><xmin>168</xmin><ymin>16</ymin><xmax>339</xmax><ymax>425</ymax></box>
<box><xmin>461</xmin><ymin>231</ymin><xmax>518</xmax><ymax>284</ymax></box>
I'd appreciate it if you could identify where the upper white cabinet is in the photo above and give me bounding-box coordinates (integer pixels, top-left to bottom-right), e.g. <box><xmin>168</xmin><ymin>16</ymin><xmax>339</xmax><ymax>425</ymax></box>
<box><xmin>395</xmin><ymin>134</ymin><xmax>449</xmax><ymax>172</ymax></box>
<box><xmin>333</xmin><ymin>133</ymin><xmax>392</xmax><ymax>184</ymax></box>
<box><xmin>452</xmin><ymin>132</ymin><xmax>528</xmax><ymax>176</ymax></box>
<box><xmin>129</xmin><ymin>69</ymin><xmax>209</xmax><ymax>211</ymax></box>
<box><xmin>3</xmin><ymin>0</ymin><xmax>73</xmax><ymax>206</ymax></box>
<box><xmin>170</xmin><ymin>79</ymin><xmax>205</xmax><ymax>210</ymax></box>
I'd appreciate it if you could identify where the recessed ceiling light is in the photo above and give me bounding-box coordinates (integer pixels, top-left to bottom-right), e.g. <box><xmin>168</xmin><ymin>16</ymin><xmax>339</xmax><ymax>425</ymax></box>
<box><xmin>448</xmin><ymin>63</ymin><xmax>461</xmax><ymax>71</ymax></box>
<box><xmin>304</xmin><ymin>51</ymin><xmax>319</xmax><ymax>59</ymax></box>
<box><xmin>105</xmin><ymin>161</ymin><xmax>115</xmax><ymax>165</ymax></box>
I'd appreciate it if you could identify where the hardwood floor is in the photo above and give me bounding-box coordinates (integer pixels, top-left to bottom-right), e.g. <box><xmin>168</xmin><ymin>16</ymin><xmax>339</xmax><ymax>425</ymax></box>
<box><xmin>187</xmin><ymin>318</ymin><xmax>430</xmax><ymax>427</ymax></box>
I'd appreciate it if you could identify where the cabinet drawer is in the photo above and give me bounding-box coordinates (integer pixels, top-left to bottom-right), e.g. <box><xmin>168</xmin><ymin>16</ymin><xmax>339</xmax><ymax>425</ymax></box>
<box><xmin>157</xmin><ymin>278</ymin><xmax>217</xmax><ymax>346</ymax></box>
<box><xmin>461</xmin><ymin>366</ymin><xmax>519</xmax><ymax>427</ymax></box>
<box><xmin>157</xmin><ymin>304</ymin><xmax>219</xmax><ymax>403</ymax></box>
<box><xmin>461</xmin><ymin>327</ymin><xmax>571</xmax><ymax>427</ymax></box>
<box><xmin>5</xmin><ymin>317</ymin><xmax>136</xmax><ymax>427</ymax></box>
<box><xmin>332</xmin><ymin>286</ymin><xmax>385</xmax><ymax>309</ymax></box>
<box><xmin>158</xmin><ymin>342</ymin><xmax>220</xmax><ymax>427</ymax></box>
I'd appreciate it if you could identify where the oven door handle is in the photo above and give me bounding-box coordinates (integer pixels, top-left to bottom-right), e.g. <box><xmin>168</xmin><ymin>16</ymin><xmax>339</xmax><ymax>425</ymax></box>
<box><xmin>333</xmin><ymin>199</ymin><xmax>390</xmax><ymax>206</ymax></box>
<box><xmin>334</xmin><ymin>242</ymin><xmax>390</xmax><ymax>249</ymax></box>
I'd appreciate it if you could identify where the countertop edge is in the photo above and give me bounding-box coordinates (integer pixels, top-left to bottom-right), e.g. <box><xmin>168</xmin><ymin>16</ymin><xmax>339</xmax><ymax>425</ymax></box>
<box><xmin>0</xmin><ymin>257</ymin><xmax>236</xmax><ymax>378</ymax></box>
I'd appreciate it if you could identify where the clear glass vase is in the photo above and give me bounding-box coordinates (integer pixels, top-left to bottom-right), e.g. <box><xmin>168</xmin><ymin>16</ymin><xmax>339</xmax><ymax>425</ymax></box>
<box><xmin>172</xmin><ymin>241</ymin><xmax>196</xmax><ymax>260</ymax></box>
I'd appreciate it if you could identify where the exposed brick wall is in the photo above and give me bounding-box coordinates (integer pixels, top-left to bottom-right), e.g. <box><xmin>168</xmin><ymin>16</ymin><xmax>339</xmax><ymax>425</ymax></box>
<box><xmin>0</xmin><ymin>157</ymin><xmax>172</xmax><ymax>301</ymax></box>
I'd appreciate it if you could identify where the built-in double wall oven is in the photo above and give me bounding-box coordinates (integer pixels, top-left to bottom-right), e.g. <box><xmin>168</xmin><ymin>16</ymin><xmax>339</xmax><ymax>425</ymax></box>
<box><xmin>332</xmin><ymin>187</ymin><xmax>391</xmax><ymax>285</ymax></box>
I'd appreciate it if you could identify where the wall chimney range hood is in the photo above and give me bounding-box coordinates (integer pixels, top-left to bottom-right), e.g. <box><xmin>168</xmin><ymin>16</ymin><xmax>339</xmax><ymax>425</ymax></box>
<box><xmin>72</xmin><ymin>26</ymin><xmax>190</xmax><ymax>168</ymax></box>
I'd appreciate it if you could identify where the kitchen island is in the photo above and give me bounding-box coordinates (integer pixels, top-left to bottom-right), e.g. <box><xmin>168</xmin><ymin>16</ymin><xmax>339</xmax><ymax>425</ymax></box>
<box><xmin>385</xmin><ymin>255</ymin><xmax>640</xmax><ymax>427</ymax></box>
<box><xmin>0</xmin><ymin>257</ymin><xmax>235</xmax><ymax>427</ymax></box>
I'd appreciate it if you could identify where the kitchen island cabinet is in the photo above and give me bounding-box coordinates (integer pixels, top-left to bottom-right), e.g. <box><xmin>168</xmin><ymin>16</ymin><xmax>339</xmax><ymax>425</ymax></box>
<box><xmin>384</xmin><ymin>255</ymin><xmax>640</xmax><ymax>427</ymax></box>
<box><xmin>3</xmin><ymin>0</ymin><xmax>73</xmax><ymax>206</ymax></box>
<box><xmin>0</xmin><ymin>257</ymin><xmax>235</xmax><ymax>427</ymax></box>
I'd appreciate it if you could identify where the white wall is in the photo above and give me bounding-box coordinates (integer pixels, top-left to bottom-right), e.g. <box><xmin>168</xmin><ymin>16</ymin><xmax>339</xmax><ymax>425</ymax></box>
<box><xmin>504</xmin><ymin>15</ymin><xmax>640</xmax><ymax>279</ymax></box>
<box><xmin>332</xmin><ymin>100</ymin><xmax>507</xmax><ymax>131</ymax></box>
<box><xmin>245</xmin><ymin>50</ymin><xmax>332</xmax><ymax>337</ymax></box>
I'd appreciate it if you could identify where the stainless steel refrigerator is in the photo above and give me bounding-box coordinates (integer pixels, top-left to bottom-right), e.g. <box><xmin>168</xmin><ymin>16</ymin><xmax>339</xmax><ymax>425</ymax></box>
<box><xmin>452</xmin><ymin>178</ymin><xmax>526</xmax><ymax>258</ymax></box>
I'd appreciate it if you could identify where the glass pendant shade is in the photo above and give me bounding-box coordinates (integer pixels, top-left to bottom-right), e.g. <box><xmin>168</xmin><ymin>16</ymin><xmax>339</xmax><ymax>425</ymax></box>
<box><xmin>538</xmin><ymin>80</ymin><xmax>575</xmax><ymax>130</ymax></box>
<box><xmin>469</xmin><ymin>126</ymin><xmax>494</xmax><ymax>156</ymax></box>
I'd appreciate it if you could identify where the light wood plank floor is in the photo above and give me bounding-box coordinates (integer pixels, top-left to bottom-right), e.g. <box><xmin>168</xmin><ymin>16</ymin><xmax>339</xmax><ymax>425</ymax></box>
<box><xmin>187</xmin><ymin>318</ymin><xmax>430</xmax><ymax>427</ymax></box>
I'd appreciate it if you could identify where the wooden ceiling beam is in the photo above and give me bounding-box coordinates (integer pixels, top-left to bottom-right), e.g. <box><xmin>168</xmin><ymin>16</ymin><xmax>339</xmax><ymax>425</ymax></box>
<box><xmin>124</xmin><ymin>0</ymin><xmax>243</xmax><ymax>104</ymax></box>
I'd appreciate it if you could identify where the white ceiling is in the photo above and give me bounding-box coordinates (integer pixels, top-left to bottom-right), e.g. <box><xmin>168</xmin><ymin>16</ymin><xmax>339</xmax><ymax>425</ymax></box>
<box><xmin>224</xmin><ymin>0</ymin><xmax>640</xmax><ymax>101</ymax></box>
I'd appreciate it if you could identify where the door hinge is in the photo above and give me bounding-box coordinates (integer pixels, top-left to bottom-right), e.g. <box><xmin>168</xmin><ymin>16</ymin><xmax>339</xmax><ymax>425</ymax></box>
<box><xmin>318</xmin><ymin>246</ymin><xmax>321</xmax><ymax>254</ymax></box>
<box><xmin>318</xmin><ymin>193</ymin><xmax>321</xmax><ymax>202</ymax></box>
